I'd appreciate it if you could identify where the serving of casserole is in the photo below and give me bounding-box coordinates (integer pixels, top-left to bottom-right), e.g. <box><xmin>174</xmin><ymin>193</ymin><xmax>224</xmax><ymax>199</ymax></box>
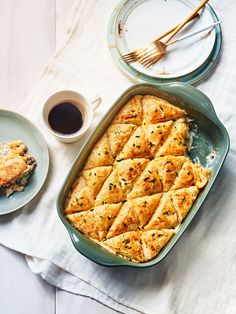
<box><xmin>57</xmin><ymin>83</ymin><xmax>229</xmax><ymax>267</ymax></box>
<box><xmin>0</xmin><ymin>140</ymin><xmax>37</xmax><ymax>197</ymax></box>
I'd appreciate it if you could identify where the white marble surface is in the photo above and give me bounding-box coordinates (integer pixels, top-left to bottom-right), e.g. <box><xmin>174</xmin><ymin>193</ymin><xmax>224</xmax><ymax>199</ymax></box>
<box><xmin>0</xmin><ymin>1</ymin><xmax>114</xmax><ymax>313</ymax></box>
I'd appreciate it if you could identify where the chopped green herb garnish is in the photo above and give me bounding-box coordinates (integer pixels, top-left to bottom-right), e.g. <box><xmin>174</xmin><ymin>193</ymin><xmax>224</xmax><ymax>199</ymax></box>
<box><xmin>117</xmin><ymin>158</ymin><xmax>124</xmax><ymax>162</ymax></box>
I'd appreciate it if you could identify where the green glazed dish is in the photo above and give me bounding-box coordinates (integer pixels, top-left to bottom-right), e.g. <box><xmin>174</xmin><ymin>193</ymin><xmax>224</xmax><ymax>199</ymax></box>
<box><xmin>57</xmin><ymin>83</ymin><xmax>230</xmax><ymax>267</ymax></box>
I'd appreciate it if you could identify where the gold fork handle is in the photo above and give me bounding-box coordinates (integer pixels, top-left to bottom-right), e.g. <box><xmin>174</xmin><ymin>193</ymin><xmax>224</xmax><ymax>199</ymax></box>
<box><xmin>165</xmin><ymin>0</ymin><xmax>210</xmax><ymax>44</ymax></box>
<box><xmin>152</xmin><ymin>12</ymin><xmax>199</xmax><ymax>44</ymax></box>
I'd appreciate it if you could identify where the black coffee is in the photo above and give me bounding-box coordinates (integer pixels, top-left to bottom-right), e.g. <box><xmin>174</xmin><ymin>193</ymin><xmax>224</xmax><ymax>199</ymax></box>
<box><xmin>48</xmin><ymin>102</ymin><xmax>83</xmax><ymax>134</ymax></box>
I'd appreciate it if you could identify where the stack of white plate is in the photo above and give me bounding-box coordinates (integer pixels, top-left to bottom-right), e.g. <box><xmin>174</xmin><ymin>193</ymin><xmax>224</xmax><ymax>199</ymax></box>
<box><xmin>107</xmin><ymin>0</ymin><xmax>222</xmax><ymax>85</ymax></box>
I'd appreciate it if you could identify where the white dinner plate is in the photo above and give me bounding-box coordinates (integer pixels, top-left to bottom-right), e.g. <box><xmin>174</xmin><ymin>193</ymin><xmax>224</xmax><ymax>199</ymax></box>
<box><xmin>115</xmin><ymin>0</ymin><xmax>216</xmax><ymax>79</ymax></box>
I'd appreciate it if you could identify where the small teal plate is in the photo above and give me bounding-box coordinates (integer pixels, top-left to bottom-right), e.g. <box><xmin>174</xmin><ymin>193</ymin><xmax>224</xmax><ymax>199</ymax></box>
<box><xmin>57</xmin><ymin>83</ymin><xmax>230</xmax><ymax>267</ymax></box>
<box><xmin>0</xmin><ymin>110</ymin><xmax>49</xmax><ymax>215</ymax></box>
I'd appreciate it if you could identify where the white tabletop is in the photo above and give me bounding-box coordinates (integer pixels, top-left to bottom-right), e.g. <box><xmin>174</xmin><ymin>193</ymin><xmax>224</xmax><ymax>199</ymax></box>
<box><xmin>0</xmin><ymin>1</ymin><xmax>114</xmax><ymax>313</ymax></box>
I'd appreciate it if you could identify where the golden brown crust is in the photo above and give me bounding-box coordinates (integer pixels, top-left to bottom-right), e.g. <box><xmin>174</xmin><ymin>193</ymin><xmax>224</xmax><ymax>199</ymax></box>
<box><xmin>131</xmin><ymin>194</ymin><xmax>162</xmax><ymax>227</ymax></box>
<box><xmin>145</xmin><ymin>193</ymin><xmax>178</xmax><ymax>231</ymax></box>
<box><xmin>64</xmin><ymin>185</ymin><xmax>95</xmax><ymax>214</ymax></box>
<box><xmin>64</xmin><ymin>95</ymin><xmax>210</xmax><ymax>262</ymax></box>
<box><xmin>95</xmin><ymin>170</ymin><xmax>126</xmax><ymax>206</ymax></box>
<box><xmin>106</xmin><ymin>202</ymin><xmax>139</xmax><ymax>239</ymax></box>
<box><xmin>66</xmin><ymin>210</ymin><xmax>99</xmax><ymax>240</ymax></box>
<box><xmin>171</xmin><ymin>186</ymin><xmax>199</xmax><ymax>222</ymax></box>
<box><xmin>117</xmin><ymin>126</ymin><xmax>153</xmax><ymax>160</ymax></box>
<box><xmin>3</xmin><ymin>140</ymin><xmax>27</xmax><ymax>156</ymax></box>
<box><xmin>116</xmin><ymin>158</ymin><xmax>149</xmax><ymax>194</ymax></box>
<box><xmin>81</xmin><ymin>166</ymin><xmax>112</xmax><ymax>197</ymax></box>
<box><xmin>84</xmin><ymin>134</ymin><xmax>114</xmax><ymax>170</ymax></box>
<box><xmin>156</xmin><ymin>118</ymin><xmax>188</xmax><ymax>157</ymax></box>
<box><xmin>93</xmin><ymin>203</ymin><xmax>123</xmax><ymax>240</ymax></box>
<box><xmin>112</xmin><ymin>95</ymin><xmax>143</xmax><ymax>125</ymax></box>
<box><xmin>107</xmin><ymin>194</ymin><xmax>162</xmax><ymax>239</ymax></box>
<box><xmin>192</xmin><ymin>164</ymin><xmax>211</xmax><ymax>189</ymax></box>
<box><xmin>0</xmin><ymin>157</ymin><xmax>28</xmax><ymax>186</ymax></box>
<box><xmin>154</xmin><ymin>156</ymin><xmax>186</xmax><ymax>191</ymax></box>
<box><xmin>142</xmin><ymin>95</ymin><xmax>186</xmax><ymax>124</ymax></box>
<box><xmin>0</xmin><ymin>140</ymin><xmax>36</xmax><ymax>196</ymax></box>
<box><xmin>117</xmin><ymin>121</ymin><xmax>173</xmax><ymax>161</ymax></box>
<box><xmin>104</xmin><ymin>231</ymin><xmax>144</xmax><ymax>262</ymax></box>
<box><xmin>128</xmin><ymin>160</ymin><xmax>163</xmax><ymax>199</ymax></box>
<box><xmin>142</xmin><ymin>229</ymin><xmax>175</xmax><ymax>261</ymax></box>
<box><xmin>106</xmin><ymin>124</ymin><xmax>137</xmax><ymax>158</ymax></box>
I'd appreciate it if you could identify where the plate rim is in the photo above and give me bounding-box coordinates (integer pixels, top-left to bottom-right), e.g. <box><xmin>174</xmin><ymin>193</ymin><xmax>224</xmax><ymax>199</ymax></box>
<box><xmin>0</xmin><ymin>109</ymin><xmax>49</xmax><ymax>215</ymax></box>
<box><xmin>115</xmin><ymin>0</ymin><xmax>217</xmax><ymax>79</ymax></box>
<box><xmin>107</xmin><ymin>1</ymin><xmax>222</xmax><ymax>85</ymax></box>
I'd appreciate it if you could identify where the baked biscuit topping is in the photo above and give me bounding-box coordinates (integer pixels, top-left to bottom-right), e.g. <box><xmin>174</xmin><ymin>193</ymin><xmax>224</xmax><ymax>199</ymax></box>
<box><xmin>64</xmin><ymin>95</ymin><xmax>210</xmax><ymax>262</ymax></box>
<box><xmin>0</xmin><ymin>140</ymin><xmax>36</xmax><ymax>197</ymax></box>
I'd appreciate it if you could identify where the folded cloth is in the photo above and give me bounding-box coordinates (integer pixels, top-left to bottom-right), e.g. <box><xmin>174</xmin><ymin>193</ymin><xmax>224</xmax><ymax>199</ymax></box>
<box><xmin>1</xmin><ymin>0</ymin><xmax>236</xmax><ymax>313</ymax></box>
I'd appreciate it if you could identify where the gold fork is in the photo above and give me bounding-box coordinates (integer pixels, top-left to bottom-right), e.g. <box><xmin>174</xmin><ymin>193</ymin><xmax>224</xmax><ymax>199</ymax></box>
<box><xmin>122</xmin><ymin>13</ymin><xmax>199</xmax><ymax>64</ymax></box>
<box><xmin>139</xmin><ymin>0</ymin><xmax>210</xmax><ymax>68</ymax></box>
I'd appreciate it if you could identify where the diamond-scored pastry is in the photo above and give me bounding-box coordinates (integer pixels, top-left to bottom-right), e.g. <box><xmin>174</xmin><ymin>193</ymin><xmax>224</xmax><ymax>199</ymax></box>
<box><xmin>107</xmin><ymin>194</ymin><xmax>162</xmax><ymax>239</ymax></box>
<box><xmin>93</xmin><ymin>203</ymin><xmax>123</xmax><ymax>240</ymax></box>
<box><xmin>64</xmin><ymin>177</ymin><xmax>94</xmax><ymax>214</ymax></box>
<box><xmin>128</xmin><ymin>160</ymin><xmax>163</xmax><ymax>199</ymax></box>
<box><xmin>67</xmin><ymin>203</ymin><xmax>123</xmax><ymax>241</ymax></box>
<box><xmin>156</xmin><ymin>118</ymin><xmax>188</xmax><ymax>157</ymax></box>
<box><xmin>155</xmin><ymin>156</ymin><xmax>186</xmax><ymax>192</ymax></box>
<box><xmin>171</xmin><ymin>186</ymin><xmax>199</xmax><ymax>222</ymax></box>
<box><xmin>81</xmin><ymin>166</ymin><xmax>112</xmax><ymax>197</ymax></box>
<box><xmin>145</xmin><ymin>193</ymin><xmax>179</xmax><ymax>231</ymax></box>
<box><xmin>142</xmin><ymin>95</ymin><xmax>186</xmax><ymax>124</ymax></box>
<box><xmin>112</xmin><ymin>95</ymin><xmax>143</xmax><ymax>126</ymax></box>
<box><xmin>65</xmin><ymin>166</ymin><xmax>112</xmax><ymax>214</ymax></box>
<box><xmin>141</xmin><ymin>229</ymin><xmax>175</xmax><ymax>261</ymax></box>
<box><xmin>117</xmin><ymin>121</ymin><xmax>173</xmax><ymax>160</ymax></box>
<box><xmin>115</xmin><ymin>158</ymin><xmax>149</xmax><ymax>194</ymax></box>
<box><xmin>95</xmin><ymin>170</ymin><xmax>126</xmax><ymax>205</ymax></box>
<box><xmin>106</xmin><ymin>124</ymin><xmax>137</xmax><ymax>158</ymax></box>
<box><xmin>67</xmin><ymin>209</ymin><xmax>99</xmax><ymax>240</ymax></box>
<box><xmin>103</xmin><ymin>231</ymin><xmax>145</xmax><ymax>262</ymax></box>
<box><xmin>64</xmin><ymin>95</ymin><xmax>210</xmax><ymax>262</ymax></box>
<box><xmin>106</xmin><ymin>201</ymin><xmax>140</xmax><ymax>239</ymax></box>
<box><xmin>84</xmin><ymin>134</ymin><xmax>113</xmax><ymax>170</ymax></box>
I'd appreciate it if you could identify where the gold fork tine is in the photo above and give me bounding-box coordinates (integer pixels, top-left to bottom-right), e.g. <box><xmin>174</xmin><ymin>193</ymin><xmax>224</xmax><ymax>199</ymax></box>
<box><xmin>124</xmin><ymin>41</ymin><xmax>161</xmax><ymax>63</ymax></box>
<box><xmin>140</xmin><ymin>0</ymin><xmax>208</xmax><ymax>68</ymax></box>
<box><xmin>122</xmin><ymin>13</ymin><xmax>199</xmax><ymax>64</ymax></box>
<box><xmin>122</xmin><ymin>25</ymin><xmax>176</xmax><ymax>63</ymax></box>
<box><xmin>142</xmin><ymin>54</ymin><xmax>164</xmax><ymax>68</ymax></box>
<box><xmin>140</xmin><ymin>50</ymin><xmax>165</xmax><ymax>68</ymax></box>
<box><xmin>122</xmin><ymin>47</ymin><xmax>144</xmax><ymax>62</ymax></box>
<box><xmin>138</xmin><ymin>41</ymin><xmax>166</xmax><ymax>64</ymax></box>
<box><xmin>122</xmin><ymin>52</ymin><xmax>137</xmax><ymax>63</ymax></box>
<box><xmin>137</xmin><ymin>46</ymin><xmax>159</xmax><ymax>63</ymax></box>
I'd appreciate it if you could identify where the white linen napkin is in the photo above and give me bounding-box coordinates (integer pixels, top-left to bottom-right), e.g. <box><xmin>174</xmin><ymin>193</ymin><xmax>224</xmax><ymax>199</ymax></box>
<box><xmin>1</xmin><ymin>0</ymin><xmax>236</xmax><ymax>313</ymax></box>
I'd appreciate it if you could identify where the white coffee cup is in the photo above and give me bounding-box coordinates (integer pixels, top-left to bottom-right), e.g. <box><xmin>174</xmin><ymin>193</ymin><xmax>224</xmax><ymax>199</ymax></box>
<box><xmin>42</xmin><ymin>90</ymin><xmax>101</xmax><ymax>143</ymax></box>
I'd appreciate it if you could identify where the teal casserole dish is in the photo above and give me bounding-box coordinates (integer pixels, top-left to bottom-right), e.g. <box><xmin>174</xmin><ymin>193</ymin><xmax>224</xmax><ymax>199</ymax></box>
<box><xmin>57</xmin><ymin>83</ymin><xmax>229</xmax><ymax>267</ymax></box>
